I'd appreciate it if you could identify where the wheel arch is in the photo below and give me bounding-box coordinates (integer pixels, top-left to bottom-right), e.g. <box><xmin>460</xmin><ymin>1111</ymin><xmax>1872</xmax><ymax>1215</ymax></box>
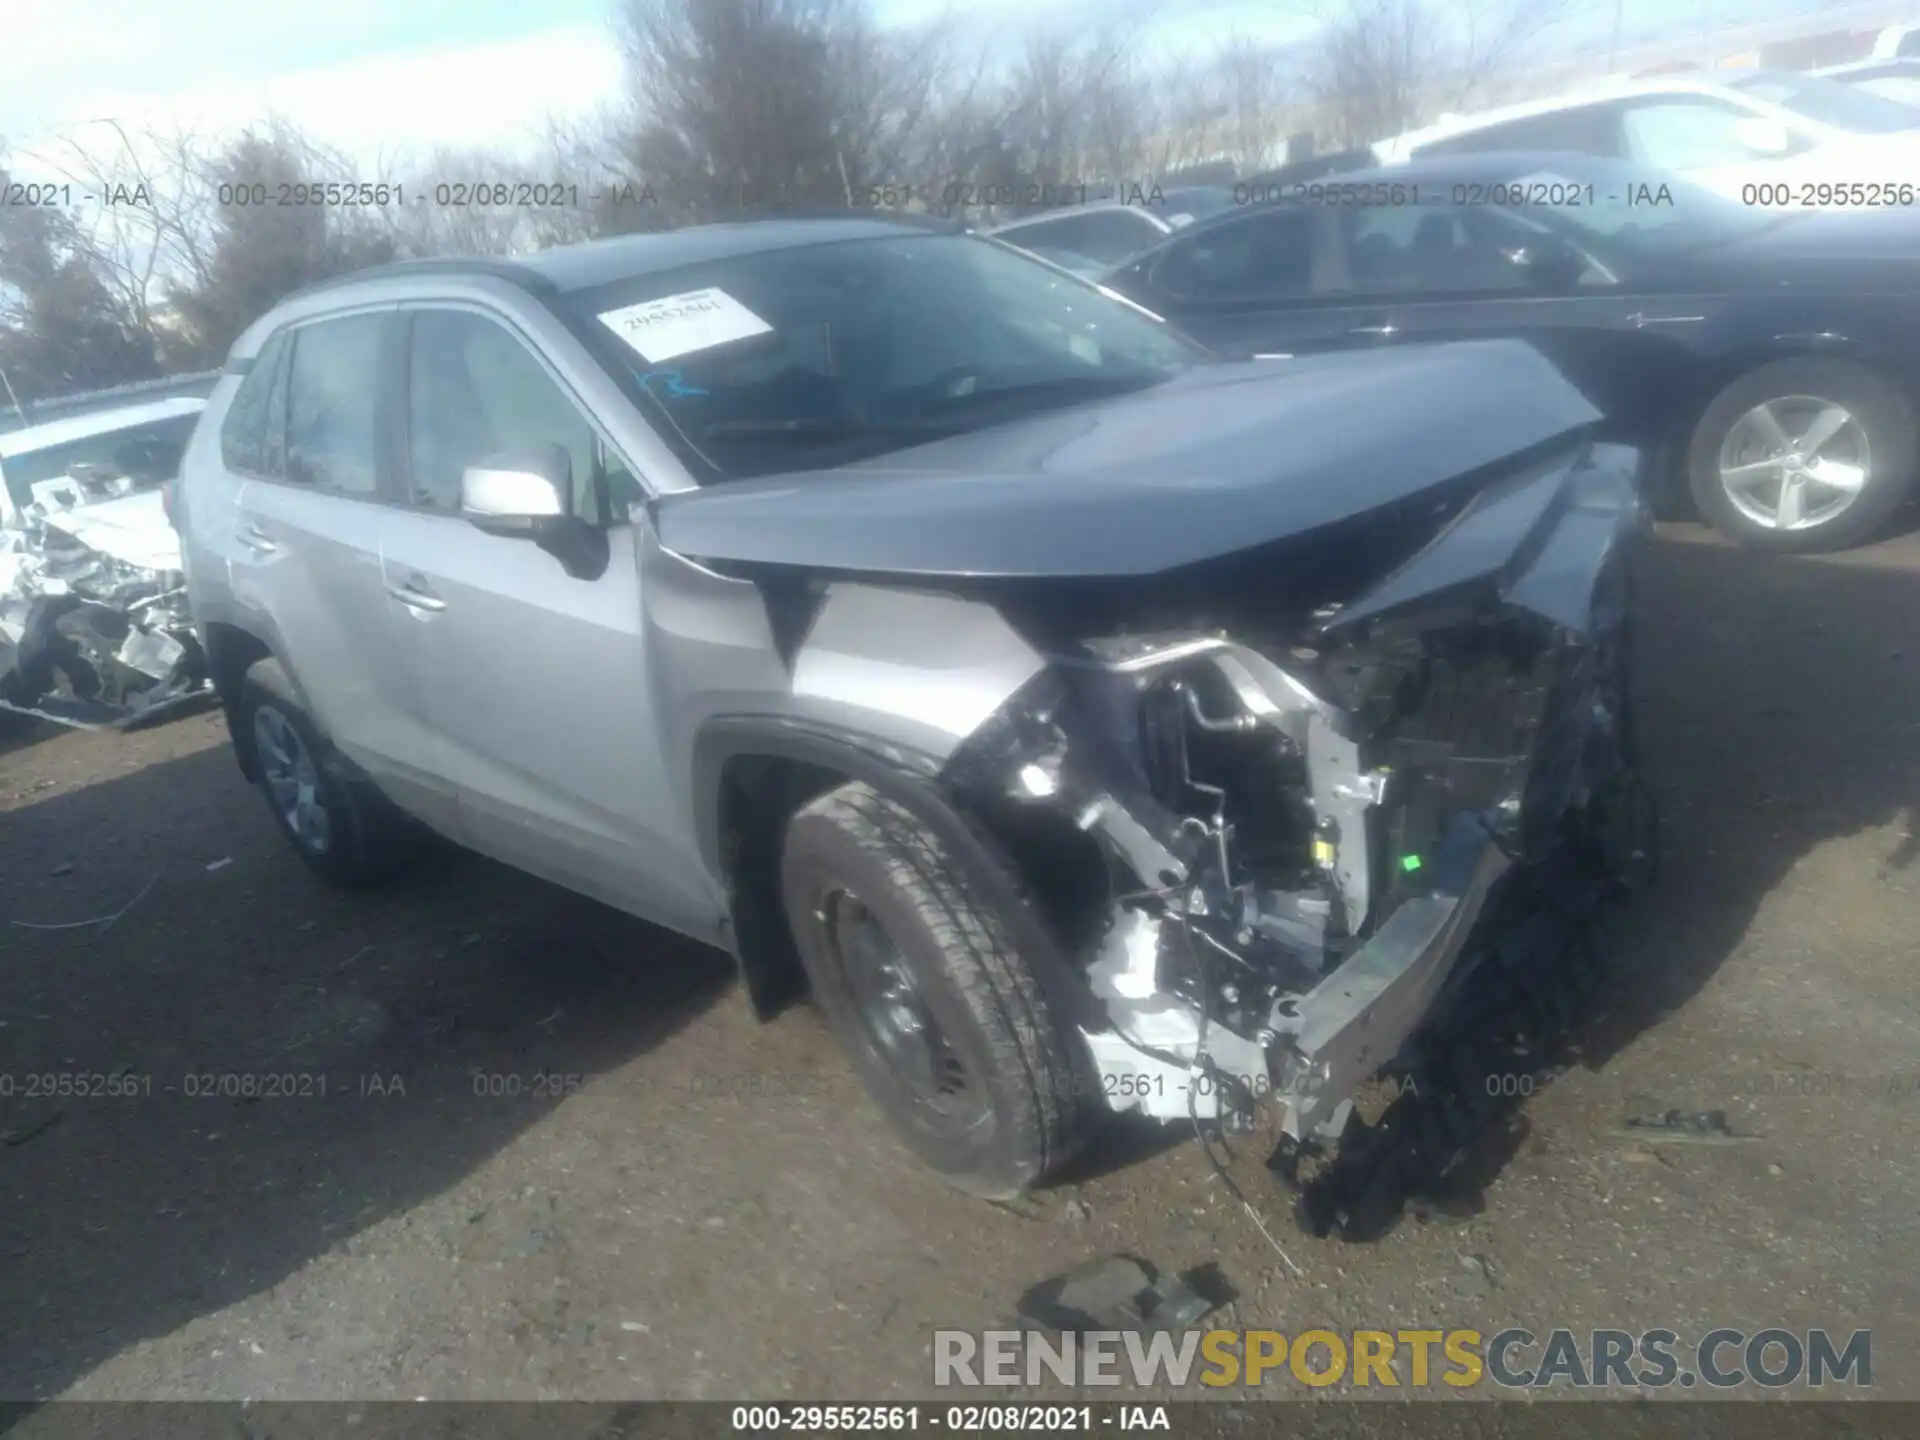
<box><xmin>693</xmin><ymin>716</ymin><xmax>1095</xmax><ymax>1031</ymax></box>
<box><xmin>200</xmin><ymin>621</ymin><xmax>276</xmax><ymax>781</ymax></box>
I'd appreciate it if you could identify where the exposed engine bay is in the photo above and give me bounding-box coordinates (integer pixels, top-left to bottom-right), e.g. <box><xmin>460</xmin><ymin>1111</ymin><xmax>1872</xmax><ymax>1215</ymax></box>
<box><xmin>0</xmin><ymin>462</ymin><xmax>209</xmax><ymax>729</ymax></box>
<box><xmin>929</xmin><ymin>442</ymin><xmax>1647</xmax><ymax>1146</ymax></box>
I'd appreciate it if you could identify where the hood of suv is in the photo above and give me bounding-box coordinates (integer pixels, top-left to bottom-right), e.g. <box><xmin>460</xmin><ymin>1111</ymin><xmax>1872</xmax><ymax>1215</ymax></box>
<box><xmin>650</xmin><ymin>340</ymin><xmax>1601</xmax><ymax>580</ymax></box>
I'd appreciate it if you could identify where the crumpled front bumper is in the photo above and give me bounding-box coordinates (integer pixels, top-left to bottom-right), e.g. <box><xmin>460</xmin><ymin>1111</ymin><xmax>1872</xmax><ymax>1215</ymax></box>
<box><xmin>1270</xmin><ymin>813</ymin><xmax>1511</xmax><ymax>1137</ymax></box>
<box><xmin>1266</xmin><ymin>441</ymin><xmax>1646</xmax><ymax>1139</ymax></box>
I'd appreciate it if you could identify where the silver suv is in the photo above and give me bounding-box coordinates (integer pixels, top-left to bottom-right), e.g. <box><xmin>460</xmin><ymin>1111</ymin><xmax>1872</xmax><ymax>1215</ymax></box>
<box><xmin>178</xmin><ymin>216</ymin><xmax>1649</xmax><ymax>1200</ymax></box>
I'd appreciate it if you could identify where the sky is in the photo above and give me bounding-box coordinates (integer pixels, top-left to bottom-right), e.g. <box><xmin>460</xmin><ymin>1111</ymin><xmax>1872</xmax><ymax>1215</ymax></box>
<box><xmin>0</xmin><ymin>0</ymin><xmax>1872</xmax><ymax>182</ymax></box>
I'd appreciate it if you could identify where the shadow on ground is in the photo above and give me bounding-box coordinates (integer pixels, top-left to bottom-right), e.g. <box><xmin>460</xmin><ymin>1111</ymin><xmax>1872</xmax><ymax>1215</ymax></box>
<box><xmin>1576</xmin><ymin>526</ymin><xmax>1920</xmax><ymax>1062</ymax></box>
<box><xmin>0</xmin><ymin>738</ymin><xmax>734</xmax><ymax>1399</ymax></box>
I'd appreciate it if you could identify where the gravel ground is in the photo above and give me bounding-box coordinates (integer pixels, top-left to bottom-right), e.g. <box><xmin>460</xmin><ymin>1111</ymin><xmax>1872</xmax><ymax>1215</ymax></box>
<box><xmin>1</xmin><ymin>521</ymin><xmax>1916</xmax><ymax>1404</ymax></box>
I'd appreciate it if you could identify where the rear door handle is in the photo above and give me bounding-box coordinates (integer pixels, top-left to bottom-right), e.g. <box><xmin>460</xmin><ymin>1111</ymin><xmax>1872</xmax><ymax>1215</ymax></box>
<box><xmin>386</xmin><ymin>577</ymin><xmax>447</xmax><ymax>613</ymax></box>
<box><xmin>1349</xmin><ymin>322</ymin><xmax>1398</xmax><ymax>337</ymax></box>
<box><xmin>238</xmin><ymin>522</ymin><xmax>278</xmax><ymax>554</ymax></box>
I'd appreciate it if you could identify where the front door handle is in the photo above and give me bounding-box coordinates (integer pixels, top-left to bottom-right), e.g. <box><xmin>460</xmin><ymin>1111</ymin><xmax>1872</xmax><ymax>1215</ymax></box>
<box><xmin>1349</xmin><ymin>322</ymin><xmax>1399</xmax><ymax>337</ymax></box>
<box><xmin>386</xmin><ymin>578</ymin><xmax>447</xmax><ymax>613</ymax></box>
<box><xmin>238</xmin><ymin>523</ymin><xmax>278</xmax><ymax>554</ymax></box>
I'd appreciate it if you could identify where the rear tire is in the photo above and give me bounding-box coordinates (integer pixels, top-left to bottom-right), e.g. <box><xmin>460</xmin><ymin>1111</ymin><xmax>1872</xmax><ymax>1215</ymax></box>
<box><xmin>780</xmin><ymin>781</ymin><xmax>1086</xmax><ymax>1198</ymax></box>
<box><xmin>236</xmin><ymin>658</ymin><xmax>414</xmax><ymax>888</ymax></box>
<box><xmin>1687</xmin><ymin>356</ymin><xmax>1914</xmax><ymax>552</ymax></box>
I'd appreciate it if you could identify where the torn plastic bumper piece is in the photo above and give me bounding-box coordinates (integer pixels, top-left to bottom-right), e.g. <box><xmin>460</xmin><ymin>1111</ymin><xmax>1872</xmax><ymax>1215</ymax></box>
<box><xmin>1272</xmin><ymin>810</ymin><xmax>1512</xmax><ymax>1139</ymax></box>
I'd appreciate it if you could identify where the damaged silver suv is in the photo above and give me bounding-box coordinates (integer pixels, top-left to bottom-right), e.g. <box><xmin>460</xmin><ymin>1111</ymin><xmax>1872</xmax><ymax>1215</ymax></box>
<box><xmin>179</xmin><ymin>217</ymin><xmax>1648</xmax><ymax>1199</ymax></box>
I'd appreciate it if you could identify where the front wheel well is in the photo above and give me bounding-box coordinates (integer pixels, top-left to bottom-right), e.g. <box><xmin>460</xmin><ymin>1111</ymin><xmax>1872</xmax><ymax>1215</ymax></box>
<box><xmin>717</xmin><ymin>753</ymin><xmax>847</xmax><ymax>1017</ymax></box>
<box><xmin>714</xmin><ymin>747</ymin><xmax>1113</xmax><ymax>1020</ymax></box>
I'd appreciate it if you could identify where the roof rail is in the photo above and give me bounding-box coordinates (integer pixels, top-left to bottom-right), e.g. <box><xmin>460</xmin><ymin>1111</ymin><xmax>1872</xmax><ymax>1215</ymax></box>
<box><xmin>283</xmin><ymin>255</ymin><xmax>554</xmax><ymax>303</ymax></box>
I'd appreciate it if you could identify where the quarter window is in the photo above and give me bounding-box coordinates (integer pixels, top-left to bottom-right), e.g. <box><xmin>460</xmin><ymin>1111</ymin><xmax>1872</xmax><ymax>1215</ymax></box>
<box><xmin>285</xmin><ymin>315</ymin><xmax>384</xmax><ymax>495</ymax></box>
<box><xmin>219</xmin><ymin>331</ymin><xmax>289</xmax><ymax>476</ymax></box>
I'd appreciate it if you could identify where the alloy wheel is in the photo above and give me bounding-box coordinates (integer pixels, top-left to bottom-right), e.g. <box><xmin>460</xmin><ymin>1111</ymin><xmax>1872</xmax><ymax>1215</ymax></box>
<box><xmin>253</xmin><ymin>704</ymin><xmax>333</xmax><ymax>853</ymax></box>
<box><xmin>1717</xmin><ymin>395</ymin><xmax>1870</xmax><ymax>533</ymax></box>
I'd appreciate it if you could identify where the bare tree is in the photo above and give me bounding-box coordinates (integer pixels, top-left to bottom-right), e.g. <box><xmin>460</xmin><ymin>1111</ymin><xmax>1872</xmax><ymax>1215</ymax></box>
<box><xmin>1211</xmin><ymin>32</ymin><xmax>1287</xmax><ymax>174</ymax></box>
<box><xmin>1301</xmin><ymin>0</ymin><xmax>1573</xmax><ymax>148</ymax></box>
<box><xmin>386</xmin><ymin>147</ymin><xmax>548</xmax><ymax>258</ymax></box>
<box><xmin>616</xmin><ymin>0</ymin><xmax>863</xmax><ymax>222</ymax></box>
<box><xmin>0</xmin><ymin>152</ymin><xmax>158</xmax><ymax>399</ymax></box>
<box><xmin>166</xmin><ymin>120</ymin><xmax>396</xmax><ymax>364</ymax></box>
<box><xmin>17</xmin><ymin>121</ymin><xmax>215</xmax><ymax>344</ymax></box>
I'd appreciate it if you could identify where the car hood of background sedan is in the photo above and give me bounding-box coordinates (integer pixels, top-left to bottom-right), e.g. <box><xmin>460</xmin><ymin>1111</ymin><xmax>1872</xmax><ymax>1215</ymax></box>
<box><xmin>650</xmin><ymin>340</ymin><xmax>1603</xmax><ymax>581</ymax></box>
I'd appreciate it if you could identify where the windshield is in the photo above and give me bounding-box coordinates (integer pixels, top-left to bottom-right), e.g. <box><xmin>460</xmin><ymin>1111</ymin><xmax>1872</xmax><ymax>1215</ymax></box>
<box><xmin>1728</xmin><ymin>71</ymin><xmax>1920</xmax><ymax>133</ymax></box>
<box><xmin>564</xmin><ymin>231</ymin><xmax>1200</xmax><ymax>482</ymax></box>
<box><xmin>0</xmin><ymin>413</ymin><xmax>199</xmax><ymax>514</ymax></box>
<box><xmin>1485</xmin><ymin>158</ymin><xmax>1781</xmax><ymax>259</ymax></box>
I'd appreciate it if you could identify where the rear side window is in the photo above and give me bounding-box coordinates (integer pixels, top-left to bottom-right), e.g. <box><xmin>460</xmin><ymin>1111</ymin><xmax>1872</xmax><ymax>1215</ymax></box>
<box><xmin>1414</xmin><ymin>105</ymin><xmax>1620</xmax><ymax>159</ymax></box>
<box><xmin>219</xmin><ymin>331</ymin><xmax>288</xmax><ymax>475</ymax></box>
<box><xmin>286</xmin><ymin>314</ymin><xmax>384</xmax><ymax>495</ymax></box>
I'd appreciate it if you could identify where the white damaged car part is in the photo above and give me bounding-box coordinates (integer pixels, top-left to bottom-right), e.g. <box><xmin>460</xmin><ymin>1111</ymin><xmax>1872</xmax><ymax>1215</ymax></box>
<box><xmin>0</xmin><ymin>399</ymin><xmax>210</xmax><ymax>729</ymax></box>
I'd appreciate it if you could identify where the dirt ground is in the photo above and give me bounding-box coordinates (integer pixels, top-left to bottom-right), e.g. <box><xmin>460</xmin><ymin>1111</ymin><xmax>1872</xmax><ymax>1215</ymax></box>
<box><xmin>1</xmin><ymin>521</ymin><xmax>1916</xmax><ymax>1404</ymax></box>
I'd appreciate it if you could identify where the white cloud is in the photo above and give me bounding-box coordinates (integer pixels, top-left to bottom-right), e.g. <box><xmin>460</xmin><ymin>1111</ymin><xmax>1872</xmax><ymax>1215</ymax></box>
<box><xmin>7</xmin><ymin>22</ymin><xmax>628</xmax><ymax>180</ymax></box>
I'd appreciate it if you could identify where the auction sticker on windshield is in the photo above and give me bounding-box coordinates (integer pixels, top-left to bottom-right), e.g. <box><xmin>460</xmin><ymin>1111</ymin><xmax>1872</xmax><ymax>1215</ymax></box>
<box><xmin>598</xmin><ymin>288</ymin><xmax>774</xmax><ymax>363</ymax></box>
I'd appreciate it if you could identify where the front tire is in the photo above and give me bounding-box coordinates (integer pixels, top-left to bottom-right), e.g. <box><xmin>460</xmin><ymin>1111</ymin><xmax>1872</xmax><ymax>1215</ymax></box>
<box><xmin>780</xmin><ymin>781</ymin><xmax>1086</xmax><ymax>1198</ymax></box>
<box><xmin>236</xmin><ymin>658</ymin><xmax>414</xmax><ymax>888</ymax></box>
<box><xmin>1687</xmin><ymin>356</ymin><xmax>1915</xmax><ymax>552</ymax></box>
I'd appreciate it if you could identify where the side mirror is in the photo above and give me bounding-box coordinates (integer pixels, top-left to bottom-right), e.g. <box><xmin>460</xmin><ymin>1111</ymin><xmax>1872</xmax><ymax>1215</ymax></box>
<box><xmin>459</xmin><ymin>443</ymin><xmax>609</xmax><ymax>581</ymax></box>
<box><xmin>1732</xmin><ymin>116</ymin><xmax>1793</xmax><ymax>156</ymax></box>
<box><xmin>1507</xmin><ymin>234</ymin><xmax>1589</xmax><ymax>291</ymax></box>
<box><xmin>460</xmin><ymin>445</ymin><xmax>570</xmax><ymax>538</ymax></box>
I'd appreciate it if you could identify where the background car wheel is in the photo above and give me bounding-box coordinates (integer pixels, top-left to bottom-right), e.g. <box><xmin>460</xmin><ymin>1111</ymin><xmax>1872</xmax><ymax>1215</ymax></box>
<box><xmin>1687</xmin><ymin>356</ymin><xmax>1916</xmax><ymax>552</ymax></box>
<box><xmin>237</xmin><ymin>658</ymin><xmax>414</xmax><ymax>888</ymax></box>
<box><xmin>780</xmin><ymin>781</ymin><xmax>1086</xmax><ymax>1199</ymax></box>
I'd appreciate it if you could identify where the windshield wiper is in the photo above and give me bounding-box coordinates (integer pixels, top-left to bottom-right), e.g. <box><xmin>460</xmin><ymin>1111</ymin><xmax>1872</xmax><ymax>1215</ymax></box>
<box><xmin>700</xmin><ymin>416</ymin><xmax>969</xmax><ymax>444</ymax></box>
<box><xmin>908</xmin><ymin>373</ymin><xmax>1163</xmax><ymax>418</ymax></box>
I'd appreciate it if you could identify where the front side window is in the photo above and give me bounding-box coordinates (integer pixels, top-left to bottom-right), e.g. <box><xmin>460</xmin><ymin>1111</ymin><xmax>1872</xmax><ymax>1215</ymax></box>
<box><xmin>1148</xmin><ymin>208</ymin><xmax>1318</xmax><ymax>304</ymax></box>
<box><xmin>1338</xmin><ymin>205</ymin><xmax>1550</xmax><ymax>295</ymax></box>
<box><xmin>1729</xmin><ymin>71</ymin><xmax>1920</xmax><ymax>133</ymax></box>
<box><xmin>286</xmin><ymin>314</ymin><xmax>384</xmax><ymax>496</ymax></box>
<box><xmin>406</xmin><ymin>309</ymin><xmax>636</xmax><ymax>520</ymax></box>
<box><xmin>1852</xmin><ymin>75</ymin><xmax>1920</xmax><ymax>108</ymax></box>
<box><xmin>1620</xmin><ymin>98</ymin><xmax>1796</xmax><ymax>170</ymax></box>
<box><xmin>563</xmin><ymin>232</ymin><xmax>1198</xmax><ymax>482</ymax></box>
